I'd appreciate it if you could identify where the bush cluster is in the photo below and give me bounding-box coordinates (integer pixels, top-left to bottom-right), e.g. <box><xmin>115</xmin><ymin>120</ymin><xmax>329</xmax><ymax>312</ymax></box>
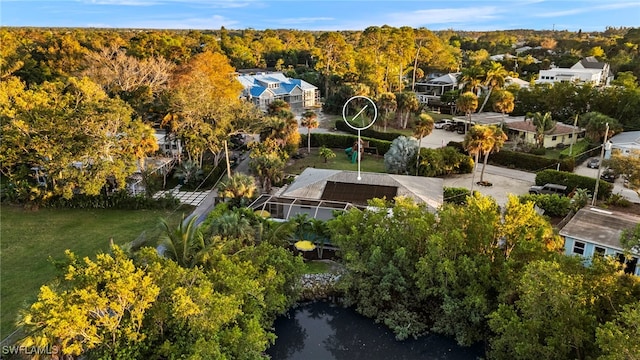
<box><xmin>334</xmin><ymin>120</ymin><xmax>405</xmax><ymax>141</ymax></box>
<box><xmin>443</xmin><ymin>187</ymin><xmax>474</xmax><ymax>205</ymax></box>
<box><xmin>46</xmin><ymin>190</ymin><xmax>181</xmax><ymax>209</ymax></box>
<box><xmin>518</xmin><ymin>193</ymin><xmax>572</xmax><ymax>217</ymax></box>
<box><xmin>411</xmin><ymin>147</ymin><xmax>474</xmax><ymax>177</ymax></box>
<box><xmin>489</xmin><ymin>149</ymin><xmax>575</xmax><ymax>172</ymax></box>
<box><xmin>535</xmin><ymin>169</ymin><xmax>613</xmax><ymax>199</ymax></box>
<box><xmin>302</xmin><ymin>133</ymin><xmax>392</xmax><ymax>155</ymax></box>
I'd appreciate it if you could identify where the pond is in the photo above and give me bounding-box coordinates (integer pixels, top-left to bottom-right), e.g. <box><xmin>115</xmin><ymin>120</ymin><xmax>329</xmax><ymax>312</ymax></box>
<box><xmin>267</xmin><ymin>302</ymin><xmax>484</xmax><ymax>360</ymax></box>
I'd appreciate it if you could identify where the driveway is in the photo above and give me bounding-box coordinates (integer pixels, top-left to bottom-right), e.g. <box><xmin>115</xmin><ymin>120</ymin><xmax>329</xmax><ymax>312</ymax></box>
<box><xmin>574</xmin><ymin>157</ymin><xmax>640</xmax><ymax>203</ymax></box>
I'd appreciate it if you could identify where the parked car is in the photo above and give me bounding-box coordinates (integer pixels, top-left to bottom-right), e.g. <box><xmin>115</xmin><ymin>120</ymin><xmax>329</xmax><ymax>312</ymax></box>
<box><xmin>600</xmin><ymin>169</ymin><xmax>618</xmax><ymax>183</ymax></box>
<box><xmin>587</xmin><ymin>158</ymin><xmax>600</xmax><ymax>169</ymax></box>
<box><xmin>434</xmin><ymin>119</ymin><xmax>452</xmax><ymax>129</ymax></box>
<box><xmin>529</xmin><ymin>183</ymin><xmax>568</xmax><ymax>195</ymax></box>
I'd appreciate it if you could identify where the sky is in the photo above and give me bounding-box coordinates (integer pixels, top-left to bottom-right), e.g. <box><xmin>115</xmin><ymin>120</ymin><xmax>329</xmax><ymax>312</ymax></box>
<box><xmin>1</xmin><ymin>0</ymin><xmax>639</xmax><ymax>32</ymax></box>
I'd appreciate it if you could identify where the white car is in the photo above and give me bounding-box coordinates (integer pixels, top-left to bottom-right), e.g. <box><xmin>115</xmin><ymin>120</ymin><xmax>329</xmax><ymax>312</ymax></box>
<box><xmin>434</xmin><ymin>119</ymin><xmax>452</xmax><ymax>129</ymax></box>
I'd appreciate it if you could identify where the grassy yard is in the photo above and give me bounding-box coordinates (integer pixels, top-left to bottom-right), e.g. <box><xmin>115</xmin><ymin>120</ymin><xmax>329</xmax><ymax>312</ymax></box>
<box><xmin>303</xmin><ymin>260</ymin><xmax>331</xmax><ymax>274</ymax></box>
<box><xmin>285</xmin><ymin>148</ymin><xmax>386</xmax><ymax>175</ymax></box>
<box><xmin>0</xmin><ymin>206</ymin><xmax>186</xmax><ymax>339</ymax></box>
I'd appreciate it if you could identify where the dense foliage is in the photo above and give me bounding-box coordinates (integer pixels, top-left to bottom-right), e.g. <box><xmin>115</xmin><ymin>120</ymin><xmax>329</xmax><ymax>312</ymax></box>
<box><xmin>18</xmin><ymin>206</ymin><xmax>304</xmax><ymax>359</ymax></box>
<box><xmin>328</xmin><ymin>195</ymin><xmax>640</xmax><ymax>358</ymax></box>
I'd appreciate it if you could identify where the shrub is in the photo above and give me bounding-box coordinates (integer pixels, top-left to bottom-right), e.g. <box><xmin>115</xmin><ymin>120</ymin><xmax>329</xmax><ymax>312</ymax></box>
<box><xmin>530</xmin><ymin>148</ymin><xmax>546</xmax><ymax>156</ymax></box>
<box><xmin>519</xmin><ymin>193</ymin><xmax>571</xmax><ymax>217</ymax></box>
<box><xmin>46</xmin><ymin>190</ymin><xmax>181</xmax><ymax>210</ymax></box>
<box><xmin>335</xmin><ymin>120</ymin><xmax>404</xmax><ymax>141</ymax></box>
<box><xmin>605</xmin><ymin>193</ymin><xmax>631</xmax><ymax>207</ymax></box>
<box><xmin>535</xmin><ymin>169</ymin><xmax>613</xmax><ymax>200</ymax></box>
<box><xmin>444</xmin><ymin>187</ymin><xmax>474</xmax><ymax>205</ymax></box>
<box><xmin>489</xmin><ymin>149</ymin><xmax>575</xmax><ymax>172</ymax></box>
<box><xmin>302</xmin><ymin>133</ymin><xmax>392</xmax><ymax>155</ymax></box>
<box><xmin>411</xmin><ymin>147</ymin><xmax>474</xmax><ymax>177</ymax></box>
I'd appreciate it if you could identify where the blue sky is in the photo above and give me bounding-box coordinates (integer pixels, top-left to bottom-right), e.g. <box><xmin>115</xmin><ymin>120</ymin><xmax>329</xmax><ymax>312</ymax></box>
<box><xmin>1</xmin><ymin>0</ymin><xmax>639</xmax><ymax>32</ymax></box>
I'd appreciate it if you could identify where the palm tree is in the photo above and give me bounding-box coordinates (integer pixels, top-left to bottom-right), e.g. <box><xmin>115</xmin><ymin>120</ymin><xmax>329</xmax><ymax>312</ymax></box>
<box><xmin>458</xmin><ymin>66</ymin><xmax>485</xmax><ymax>94</ymax></box>
<box><xmin>456</xmin><ymin>92</ymin><xmax>478</xmax><ymax>133</ymax></box>
<box><xmin>413</xmin><ymin>113</ymin><xmax>434</xmax><ymax>175</ymax></box>
<box><xmin>159</xmin><ymin>215</ymin><xmax>203</xmax><ymax>268</ymax></box>
<box><xmin>319</xmin><ymin>146</ymin><xmax>336</xmax><ymax>163</ymax></box>
<box><xmin>478</xmin><ymin>62</ymin><xmax>508</xmax><ymax>112</ymax></box>
<box><xmin>395</xmin><ymin>91</ymin><xmax>419</xmax><ymax>129</ymax></box>
<box><xmin>530</xmin><ymin>112</ymin><xmax>556</xmax><ymax>148</ymax></box>
<box><xmin>580</xmin><ymin>112</ymin><xmax>623</xmax><ymax>143</ymax></box>
<box><xmin>217</xmin><ymin>173</ymin><xmax>257</xmax><ymax>207</ymax></box>
<box><xmin>463</xmin><ymin>125</ymin><xmax>506</xmax><ymax>185</ymax></box>
<box><xmin>376</xmin><ymin>92</ymin><xmax>397</xmax><ymax>132</ymax></box>
<box><xmin>300</xmin><ymin>110</ymin><xmax>319</xmax><ymax>154</ymax></box>
<box><xmin>492</xmin><ymin>90</ymin><xmax>515</xmax><ymax>125</ymax></box>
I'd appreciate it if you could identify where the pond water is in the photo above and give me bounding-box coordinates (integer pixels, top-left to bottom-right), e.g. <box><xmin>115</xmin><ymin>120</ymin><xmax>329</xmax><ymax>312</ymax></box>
<box><xmin>266</xmin><ymin>302</ymin><xmax>484</xmax><ymax>360</ymax></box>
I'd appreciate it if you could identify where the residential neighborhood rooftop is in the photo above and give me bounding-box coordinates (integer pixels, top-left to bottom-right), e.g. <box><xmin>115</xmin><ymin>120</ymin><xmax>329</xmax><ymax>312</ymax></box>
<box><xmin>559</xmin><ymin>208</ymin><xmax>640</xmax><ymax>253</ymax></box>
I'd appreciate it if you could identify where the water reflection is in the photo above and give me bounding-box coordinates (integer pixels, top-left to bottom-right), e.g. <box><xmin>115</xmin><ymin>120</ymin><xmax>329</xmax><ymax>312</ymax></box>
<box><xmin>267</xmin><ymin>302</ymin><xmax>483</xmax><ymax>360</ymax></box>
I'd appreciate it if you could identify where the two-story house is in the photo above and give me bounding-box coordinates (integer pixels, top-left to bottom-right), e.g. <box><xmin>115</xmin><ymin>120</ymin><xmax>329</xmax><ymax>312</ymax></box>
<box><xmin>237</xmin><ymin>72</ymin><xmax>319</xmax><ymax>112</ymax></box>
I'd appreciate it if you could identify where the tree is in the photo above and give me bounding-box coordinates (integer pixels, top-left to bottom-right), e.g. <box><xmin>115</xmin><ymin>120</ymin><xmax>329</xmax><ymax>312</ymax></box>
<box><xmin>217</xmin><ymin>173</ymin><xmax>257</xmax><ymax>207</ymax></box>
<box><xmin>0</xmin><ymin>76</ymin><xmax>149</xmax><ymax>201</ymax></box>
<box><xmin>478</xmin><ymin>62</ymin><xmax>509</xmax><ymax>112</ymax></box>
<box><xmin>166</xmin><ymin>51</ymin><xmax>243</xmax><ymax>166</ymax></box>
<box><xmin>492</xmin><ymin>89</ymin><xmax>515</xmax><ymax>124</ymax></box>
<box><xmin>394</xmin><ymin>91</ymin><xmax>419</xmax><ymax>129</ymax></box>
<box><xmin>315</xmin><ymin>32</ymin><xmax>353</xmax><ymax>99</ymax></box>
<box><xmin>319</xmin><ymin>146</ymin><xmax>336</xmax><ymax>163</ymax></box>
<box><xmin>249</xmin><ymin>138</ymin><xmax>287</xmax><ymax>193</ymax></box>
<box><xmin>488</xmin><ymin>259</ymin><xmax>598</xmax><ymax>360</ymax></box>
<box><xmin>159</xmin><ymin>215</ymin><xmax>204</xmax><ymax>268</ymax></box>
<box><xmin>300</xmin><ymin>110</ymin><xmax>318</xmax><ymax>153</ymax></box>
<box><xmin>384</xmin><ymin>136</ymin><xmax>418</xmax><ymax>174</ymax></box>
<box><xmin>458</xmin><ymin>66</ymin><xmax>485</xmax><ymax>94</ymax></box>
<box><xmin>466</xmin><ymin>125</ymin><xmax>507</xmax><ymax>184</ymax></box>
<box><xmin>17</xmin><ymin>246</ymin><xmax>160</xmax><ymax>358</ymax></box>
<box><xmin>413</xmin><ymin>113</ymin><xmax>434</xmax><ymax>175</ymax></box>
<box><xmin>456</xmin><ymin>91</ymin><xmax>478</xmax><ymax>133</ymax></box>
<box><xmin>376</xmin><ymin>92</ymin><xmax>397</xmax><ymax>131</ymax></box>
<box><xmin>596</xmin><ymin>303</ymin><xmax>640</xmax><ymax>360</ymax></box>
<box><xmin>580</xmin><ymin>112</ymin><xmax>623</xmax><ymax>143</ymax></box>
<box><xmin>605</xmin><ymin>149</ymin><xmax>640</xmax><ymax>189</ymax></box>
<box><xmin>530</xmin><ymin>112</ymin><xmax>556</xmax><ymax>148</ymax></box>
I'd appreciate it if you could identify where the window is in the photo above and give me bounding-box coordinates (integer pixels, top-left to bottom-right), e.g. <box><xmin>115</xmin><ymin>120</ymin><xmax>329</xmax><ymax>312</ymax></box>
<box><xmin>568</xmin><ymin>134</ymin><xmax>573</xmax><ymax>138</ymax></box>
<box><xmin>594</xmin><ymin>246</ymin><xmax>605</xmax><ymax>258</ymax></box>
<box><xmin>573</xmin><ymin>241</ymin><xmax>585</xmax><ymax>255</ymax></box>
<box><xmin>552</xmin><ymin>135</ymin><xmax>557</xmax><ymax>141</ymax></box>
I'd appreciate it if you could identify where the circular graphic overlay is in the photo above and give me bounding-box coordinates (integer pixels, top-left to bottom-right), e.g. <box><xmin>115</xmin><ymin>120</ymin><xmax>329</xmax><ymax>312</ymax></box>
<box><xmin>342</xmin><ymin>96</ymin><xmax>378</xmax><ymax>131</ymax></box>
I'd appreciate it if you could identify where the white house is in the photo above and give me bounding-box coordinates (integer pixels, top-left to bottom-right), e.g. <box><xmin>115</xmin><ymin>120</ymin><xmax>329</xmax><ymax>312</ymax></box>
<box><xmin>505</xmin><ymin>120</ymin><xmax>584</xmax><ymax>148</ymax></box>
<box><xmin>237</xmin><ymin>72</ymin><xmax>319</xmax><ymax>112</ymax></box>
<box><xmin>414</xmin><ymin>72</ymin><xmax>461</xmax><ymax>105</ymax></box>
<box><xmin>250</xmin><ymin>168</ymin><xmax>444</xmax><ymax>221</ymax></box>
<box><xmin>535</xmin><ymin>57</ymin><xmax>613</xmax><ymax>86</ymax></box>
<box><xmin>608</xmin><ymin>131</ymin><xmax>640</xmax><ymax>156</ymax></box>
<box><xmin>560</xmin><ymin>207</ymin><xmax>640</xmax><ymax>276</ymax></box>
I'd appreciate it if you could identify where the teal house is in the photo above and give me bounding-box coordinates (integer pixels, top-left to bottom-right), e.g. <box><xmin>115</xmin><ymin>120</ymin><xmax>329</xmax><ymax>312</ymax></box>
<box><xmin>560</xmin><ymin>208</ymin><xmax>640</xmax><ymax>276</ymax></box>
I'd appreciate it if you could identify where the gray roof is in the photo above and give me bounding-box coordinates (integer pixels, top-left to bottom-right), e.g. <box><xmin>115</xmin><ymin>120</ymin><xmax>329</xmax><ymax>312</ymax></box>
<box><xmin>559</xmin><ymin>208</ymin><xmax>640</xmax><ymax>254</ymax></box>
<box><xmin>609</xmin><ymin>131</ymin><xmax>640</xmax><ymax>146</ymax></box>
<box><xmin>452</xmin><ymin>112</ymin><xmax>525</xmax><ymax>125</ymax></box>
<box><xmin>281</xmin><ymin>168</ymin><xmax>443</xmax><ymax>211</ymax></box>
<box><xmin>578</xmin><ymin>56</ymin><xmax>607</xmax><ymax>69</ymax></box>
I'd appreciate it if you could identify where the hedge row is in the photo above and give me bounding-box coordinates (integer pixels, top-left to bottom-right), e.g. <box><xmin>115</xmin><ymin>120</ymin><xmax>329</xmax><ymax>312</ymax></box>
<box><xmin>301</xmin><ymin>133</ymin><xmax>392</xmax><ymax>155</ymax></box>
<box><xmin>335</xmin><ymin>120</ymin><xmax>405</xmax><ymax>142</ymax></box>
<box><xmin>535</xmin><ymin>169</ymin><xmax>613</xmax><ymax>200</ymax></box>
<box><xmin>45</xmin><ymin>190</ymin><xmax>182</xmax><ymax>209</ymax></box>
<box><xmin>446</xmin><ymin>142</ymin><xmax>576</xmax><ymax>172</ymax></box>
<box><xmin>489</xmin><ymin>149</ymin><xmax>575</xmax><ymax>172</ymax></box>
<box><xmin>518</xmin><ymin>193</ymin><xmax>571</xmax><ymax>217</ymax></box>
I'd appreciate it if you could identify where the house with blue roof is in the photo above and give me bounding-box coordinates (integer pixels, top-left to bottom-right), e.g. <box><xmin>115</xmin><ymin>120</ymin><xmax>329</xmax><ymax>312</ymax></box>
<box><xmin>237</xmin><ymin>72</ymin><xmax>319</xmax><ymax>112</ymax></box>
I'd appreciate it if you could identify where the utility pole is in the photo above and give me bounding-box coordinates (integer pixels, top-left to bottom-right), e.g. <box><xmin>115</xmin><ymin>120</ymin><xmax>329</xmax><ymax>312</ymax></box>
<box><xmin>591</xmin><ymin>123</ymin><xmax>609</xmax><ymax>206</ymax></box>
<box><xmin>568</xmin><ymin>114</ymin><xmax>578</xmax><ymax>156</ymax></box>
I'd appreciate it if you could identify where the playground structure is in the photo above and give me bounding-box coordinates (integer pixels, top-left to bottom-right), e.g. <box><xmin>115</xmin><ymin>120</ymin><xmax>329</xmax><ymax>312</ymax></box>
<box><xmin>345</xmin><ymin>139</ymin><xmax>366</xmax><ymax>163</ymax></box>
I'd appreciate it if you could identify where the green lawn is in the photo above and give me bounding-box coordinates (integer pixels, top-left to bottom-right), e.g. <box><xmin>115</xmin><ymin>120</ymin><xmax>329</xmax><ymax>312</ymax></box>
<box><xmin>0</xmin><ymin>206</ymin><xmax>186</xmax><ymax>339</ymax></box>
<box><xmin>303</xmin><ymin>261</ymin><xmax>331</xmax><ymax>274</ymax></box>
<box><xmin>286</xmin><ymin>148</ymin><xmax>386</xmax><ymax>175</ymax></box>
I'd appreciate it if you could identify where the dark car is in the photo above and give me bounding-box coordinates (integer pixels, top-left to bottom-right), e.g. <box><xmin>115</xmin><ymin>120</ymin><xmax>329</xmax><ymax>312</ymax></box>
<box><xmin>587</xmin><ymin>158</ymin><xmax>600</xmax><ymax>169</ymax></box>
<box><xmin>600</xmin><ymin>169</ymin><xmax>617</xmax><ymax>183</ymax></box>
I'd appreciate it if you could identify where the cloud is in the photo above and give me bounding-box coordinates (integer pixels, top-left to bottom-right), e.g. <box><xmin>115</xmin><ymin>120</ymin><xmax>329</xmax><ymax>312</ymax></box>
<box><xmin>535</xmin><ymin>1</ymin><xmax>640</xmax><ymax>18</ymax></box>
